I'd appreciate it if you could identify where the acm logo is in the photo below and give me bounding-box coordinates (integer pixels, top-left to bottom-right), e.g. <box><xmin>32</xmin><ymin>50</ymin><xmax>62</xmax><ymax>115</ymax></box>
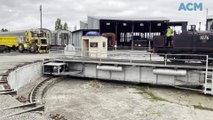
<box><xmin>178</xmin><ymin>3</ymin><xmax>203</xmax><ymax>11</ymax></box>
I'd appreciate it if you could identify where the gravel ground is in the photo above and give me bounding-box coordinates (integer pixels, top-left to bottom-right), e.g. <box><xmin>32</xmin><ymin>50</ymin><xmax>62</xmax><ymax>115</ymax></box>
<box><xmin>0</xmin><ymin>95</ymin><xmax>22</xmax><ymax>109</ymax></box>
<box><xmin>0</xmin><ymin>52</ymin><xmax>50</xmax><ymax>120</ymax></box>
<box><xmin>2</xmin><ymin>112</ymin><xmax>49</xmax><ymax>120</ymax></box>
<box><xmin>43</xmin><ymin>78</ymin><xmax>213</xmax><ymax>120</ymax></box>
<box><xmin>0</xmin><ymin>95</ymin><xmax>47</xmax><ymax>120</ymax></box>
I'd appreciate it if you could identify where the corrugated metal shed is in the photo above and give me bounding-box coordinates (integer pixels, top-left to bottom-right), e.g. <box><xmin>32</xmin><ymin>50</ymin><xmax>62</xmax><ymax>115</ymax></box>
<box><xmin>72</xmin><ymin>29</ymin><xmax>99</xmax><ymax>48</ymax></box>
<box><xmin>207</xmin><ymin>15</ymin><xmax>213</xmax><ymax>19</ymax></box>
<box><xmin>88</xmin><ymin>16</ymin><xmax>169</xmax><ymax>21</ymax></box>
<box><xmin>207</xmin><ymin>15</ymin><xmax>213</xmax><ymax>30</ymax></box>
<box><xmin>51</xmin><ymin>30</ymin><xmax>72</xmax><ymax>46</ymax></box>
<box><xmin>80</xmin><ymin>21</ymin><xmax>88</xmax><ymax>29</ymax></box>
<box><xmin>88</xmin><ymin>16</ymin><xmax>100</xmax><ymax>29</ymax></box>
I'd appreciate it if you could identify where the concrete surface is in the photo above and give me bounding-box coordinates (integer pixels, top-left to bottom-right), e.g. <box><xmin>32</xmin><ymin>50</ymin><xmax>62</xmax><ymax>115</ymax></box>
<box><xmin>0</xmin><ymin>52</ymin><xmax>50</xmax><ymax>91</ymax></box>
<box><xmin>7</xmin><ymin>62</ymin><xmax>43</xmax><ymax>90</ymax></box>
<box><xmin>44</xmin><ymin>78</ymin><xmax>213</xmax><ymax>120</ymax></box>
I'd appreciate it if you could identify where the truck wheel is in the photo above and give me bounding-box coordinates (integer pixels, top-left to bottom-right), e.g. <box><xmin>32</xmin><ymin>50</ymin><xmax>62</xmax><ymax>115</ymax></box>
<box><xmin>30</xmin><ymin>44</ymin><xmax>38</xmax><ymax>53</ymax></box>
<box><xmin>12</xmin><ymin>45</ymin><xmax>16</xmax><ymax>51</ymax></box>
<box><xmin>3</xmin><ymin>47</ymin><xmax>8</xmax><ymax>53</ymax></box>
<box><xmin>7</xmin><ymin>47</ymin><xmax>11</xmax><ymax>52</ymax></box>
<box><xmin>18</xmin><ymin>44</ymin><xmax>24</xmax><ymax>53</ymax></box>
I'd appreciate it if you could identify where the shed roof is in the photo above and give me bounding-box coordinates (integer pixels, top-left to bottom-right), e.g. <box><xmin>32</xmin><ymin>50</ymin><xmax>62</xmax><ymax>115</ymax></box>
<box><xmin>89</xmin><ymin>16</ymin><xmax>169</xmax><ymax>21</ymax></box>
<box><xmin>207</xmin><ymin>15</ymin><xmax>213</xmax><ymax>19</ymax></box>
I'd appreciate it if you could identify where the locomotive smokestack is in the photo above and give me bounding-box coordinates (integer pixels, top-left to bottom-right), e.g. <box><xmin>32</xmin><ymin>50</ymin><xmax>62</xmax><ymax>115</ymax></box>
<box><xmin>199</xmin><ymin>22</ymin><xmax>201</xmax><ymax>31</ymax></box>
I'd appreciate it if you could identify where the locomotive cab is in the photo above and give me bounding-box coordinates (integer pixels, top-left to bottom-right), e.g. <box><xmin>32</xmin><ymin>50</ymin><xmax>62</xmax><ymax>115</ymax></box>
<box><xmin>153</xmin><ymin>23</ymin><xmax>213</xmax><ymax>61</ymax></box>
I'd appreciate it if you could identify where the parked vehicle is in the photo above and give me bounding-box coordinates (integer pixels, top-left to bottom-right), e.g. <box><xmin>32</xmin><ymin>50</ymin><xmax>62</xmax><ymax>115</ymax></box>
<box><xmin>0</xmin><ymin>36</ymin><xmax>18</xmax><ymax>52</ymax></box>
<box><xmin>0</xmin><ymin>30</ymin><xmax>49</xmax><ymax>53</ymax></box>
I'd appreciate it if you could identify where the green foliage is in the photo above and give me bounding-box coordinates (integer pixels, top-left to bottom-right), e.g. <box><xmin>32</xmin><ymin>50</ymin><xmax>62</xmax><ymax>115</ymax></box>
<box><xmin>1</xmin><ymin>28</ymin><xmax>8</xmax><ymax>32</ymax></box>
<box><xmin>63</xmin><ymin>22</ymin><xmax>68</xmax><ymax>30</ymax></box>
<box><xmin>193</xmin><ymin>103</ymin><xmax>213</xmax><ymax>111</ymax></box>
<box><xmin>55</xmin><ymin>18</ymin><xmax>69</xmax><ymax>30</ymax></box>
<box><xmin>137</xmin><ymin>86</ymin><xmax>168</xmax><ymax>102</ymax></box>
<box><xmin>55</xmin><ymin>18</ymin><xmax>62</xmax><ymax>30</ymax></box>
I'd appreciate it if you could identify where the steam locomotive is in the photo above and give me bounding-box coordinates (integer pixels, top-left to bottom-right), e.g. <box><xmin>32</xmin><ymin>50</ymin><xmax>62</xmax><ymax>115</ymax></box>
<box><xmin>153</xmin><ymin>26</ymin><xmax>213</xmax><ymax>60</ymax></box>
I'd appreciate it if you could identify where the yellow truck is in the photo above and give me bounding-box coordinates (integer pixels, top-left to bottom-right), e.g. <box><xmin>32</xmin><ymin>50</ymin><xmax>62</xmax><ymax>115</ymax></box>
<box><xmin>0</xmin><ymin>36</ymin><xmax>18</xmax><ymax>52</ymax></box>
<box><xmin>0</xmin><ymin>30</ymin><xmax>49</xmax><ymax>53</ymax></box>
<box><xmin>17</xmin><ymin>31</ymin><xmax>49</xmax><ymax>53</ymax></box>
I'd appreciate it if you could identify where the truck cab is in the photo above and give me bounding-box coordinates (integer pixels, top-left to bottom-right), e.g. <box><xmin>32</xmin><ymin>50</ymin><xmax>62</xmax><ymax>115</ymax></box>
<box><xmin>18</xmin><ymin>30</ymin><xmax>49</xmax><ymax>53</ymax></box>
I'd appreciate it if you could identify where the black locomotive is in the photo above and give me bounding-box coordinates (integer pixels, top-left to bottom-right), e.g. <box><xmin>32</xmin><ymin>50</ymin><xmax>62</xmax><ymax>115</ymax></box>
<box><xmin>153</xmin><ymin>26</ymin><xmax>213</xmax><ymax>60</ymax></box>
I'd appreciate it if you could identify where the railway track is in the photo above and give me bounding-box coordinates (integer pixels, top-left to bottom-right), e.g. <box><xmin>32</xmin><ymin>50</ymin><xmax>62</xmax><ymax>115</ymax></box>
<box><xmin>29</xmin><ymin>76</ymin><xmax>59</xmax><ymax>103</ymax></box>
<box><xmin>0</xmin><ymin>102</ymin><xmax>44</xmax><ymax>119</ymax></box>
<box><xmin>0</xmin><ymin>77</ymin><xmax>59</xmax><ymax>119</ymax></box>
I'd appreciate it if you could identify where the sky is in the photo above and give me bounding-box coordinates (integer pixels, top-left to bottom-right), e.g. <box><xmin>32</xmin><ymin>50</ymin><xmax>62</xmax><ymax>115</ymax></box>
<box><xmin>0</xmin><ymin>0</ymin><xmax>212</xmax><ymax>31</ymax></box>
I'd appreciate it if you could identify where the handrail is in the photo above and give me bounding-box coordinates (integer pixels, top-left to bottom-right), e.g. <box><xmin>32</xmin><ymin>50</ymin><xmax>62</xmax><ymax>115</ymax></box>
<box><xmin>49</xmin><ymin>48</ymin><xmax>212</xmax><ymax>66</ymax></box>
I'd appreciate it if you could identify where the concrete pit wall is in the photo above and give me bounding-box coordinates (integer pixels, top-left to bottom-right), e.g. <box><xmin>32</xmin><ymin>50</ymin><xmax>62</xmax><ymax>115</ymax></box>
<box><xmin>68</xmin><ymin>63</ymin><xmax>205</xmax><ymax>86</ymax></box>
<box><xmin>7</xmin><ymin>62</ymin><xmax>43</xmax><ymax>91</ymax></box>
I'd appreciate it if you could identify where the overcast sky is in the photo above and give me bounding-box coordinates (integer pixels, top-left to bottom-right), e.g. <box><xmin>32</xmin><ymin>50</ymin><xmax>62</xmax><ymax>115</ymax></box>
<box><xmin>0</xmin><ymin>0</ymin><xmax>212</xmax><ymax>31</ymax></box>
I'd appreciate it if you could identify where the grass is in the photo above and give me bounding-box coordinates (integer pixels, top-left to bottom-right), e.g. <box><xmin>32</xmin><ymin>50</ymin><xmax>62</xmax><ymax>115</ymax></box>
<box><xmin>193</xmin><ymin>103</ymin><xmax>213</xmax><ymax>111</ymax></box>
<box><xmin>144</xmin><ymin>107</ymin><xmax>162</xmax><ymax>117</ymax></box>
<box><xmin>137</xmin><ymin>85</ymin><xmax>213</xmax><ymax>111</ymax></box>
<box><xmin>137</xmin><ymin>85</ymin><xmax>168</xmax><ymax>102</ymax></box>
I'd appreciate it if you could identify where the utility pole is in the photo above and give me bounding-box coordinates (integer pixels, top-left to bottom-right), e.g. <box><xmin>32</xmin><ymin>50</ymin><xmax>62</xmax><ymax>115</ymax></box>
<box><xmin>206</xmin><ymin>8</ymin><xmax>208</xmax><ymax>30</ymax></box>
<box><xmin>40</xmin><ymin>5</ymin><xmax>43</xmax><ymax>32</ymax></box>
<box><xmin>206</xmin><ymin>8</ymin><xmax>208</xmax><ymax>18</ymax></box>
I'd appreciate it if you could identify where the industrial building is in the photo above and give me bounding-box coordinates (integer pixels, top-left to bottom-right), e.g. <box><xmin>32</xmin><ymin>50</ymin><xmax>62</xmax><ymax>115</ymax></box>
<box><xmin>207</xmin><ymin>15</ymin><xmax>213</xmax><ymax>30</ymax></box>
<box><xmin>72</xmin><ymin>16</ymin><xmax>187</xmax><ymax>50</ymax></box>
<box><xmin>51</xmin><ymin>30</ymin><xmax>72</xmax><ymax>47</ymax></box>
<box><xmin>72</xmin><ymin>29</ymin><xmax>99</xmax><ymax>48</ymax></box>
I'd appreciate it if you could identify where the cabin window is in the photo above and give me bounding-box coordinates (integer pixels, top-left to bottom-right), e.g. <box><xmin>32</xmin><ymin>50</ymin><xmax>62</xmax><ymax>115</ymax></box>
<box><xmin>157</xmin><ymin>23</ymin><xmax>161</xmax><ymax>26</ymax></box>
<box><xmin>106</xmin><ymin>22</ymin><xmax>110</xmax><ymax>26</ymax></box>
<box><xmin>103</xmin><ymin>42</ymin><xmax>106</xmax><ymax>47</ymax></box>
<box><xmin>90</xmin><ymin>42</ymin><xmax>98</xmax><ymax>47</ymax></box>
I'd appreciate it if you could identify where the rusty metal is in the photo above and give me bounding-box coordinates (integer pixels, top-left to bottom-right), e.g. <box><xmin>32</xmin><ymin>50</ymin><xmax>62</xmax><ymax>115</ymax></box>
<box><xmin>29</xmin><ymin>77</ymin><xmax>55</xmax><ymax>103</ymax></box>
<box><xmin>0</xmin><ymin>105</ymin><xmax>45</xmax><ymax>119</ymax></box>
<box><xmin>102</xmin><ymin>32</ymin><xmax>116</xmax><ymax>48</ymax></box>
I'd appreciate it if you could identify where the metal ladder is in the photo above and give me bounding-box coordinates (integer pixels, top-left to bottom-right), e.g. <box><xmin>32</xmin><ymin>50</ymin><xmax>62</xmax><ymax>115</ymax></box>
<box><xmin>204</xmin><ymin>71</ymin><xmax>213</xmax><ymax>95</ymax></box>
<box><xmin>203</xmin><ymin>55</ymin><xmax>213</xmax><ymax>95</ymax></box>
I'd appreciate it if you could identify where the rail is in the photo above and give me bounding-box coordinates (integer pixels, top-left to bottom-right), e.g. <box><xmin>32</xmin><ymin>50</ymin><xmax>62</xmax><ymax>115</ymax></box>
<box><xmin>29</xmin><ymin>77</ymin><xmax>55</xmax><ymax>103</ymax></box>
<box><xmin>49</xmin><ymin>48</ymin><xmax>212</xmax><ymax>93</ymax></box>
<box><xmin>49</xmin><ymin>47</ymin><xmax>211</xmax><ymax>66</ymax></box>
<box><xmin>0</xmin><ymin>105</ymin><xmax>44</xmax><ymax>119</ymax></box>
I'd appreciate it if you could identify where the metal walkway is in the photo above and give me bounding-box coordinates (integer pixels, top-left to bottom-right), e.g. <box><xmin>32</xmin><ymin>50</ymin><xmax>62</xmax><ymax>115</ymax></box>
<box><xmin>45</xmin><ymin>50</ymin><xmax>213</xmax><ymax>95</ymax></box>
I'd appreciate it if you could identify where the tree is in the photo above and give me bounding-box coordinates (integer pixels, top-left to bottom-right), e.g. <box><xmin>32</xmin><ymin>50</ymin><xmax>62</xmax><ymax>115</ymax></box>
<box><xmin>55</xmin><ymin>18</ymin><xmax>69</xmax><ymax>30</ymax></box>
<box><xmin>63</xmin><ymin>22</ymin><xmax>68</xmax><ymax>30</ymax></box>
<box><xmin>55</xmin><ymin>18</ymin><xmax>62</xmax><ymax>30</ymax></box>
<box><xmin>74</xmin><ymin>25</ymin><xmax>77</xmax><ymax>31</ymax></box>
<box><xmin>1</xmin><ymin>28</ymin><xmax>8</xmax><ymax>32</ymax></box>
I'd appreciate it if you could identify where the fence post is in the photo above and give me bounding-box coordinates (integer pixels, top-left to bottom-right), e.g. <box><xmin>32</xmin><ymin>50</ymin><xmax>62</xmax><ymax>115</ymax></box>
<box><xmin>164</xmin><ymin>54</ymin><xmax>167</xmax><ymax>65</ymax></box>
<box><xmin>205</xmin><ymin>55</ymin><xmax>209</xmax><ymax>94</ymax></box>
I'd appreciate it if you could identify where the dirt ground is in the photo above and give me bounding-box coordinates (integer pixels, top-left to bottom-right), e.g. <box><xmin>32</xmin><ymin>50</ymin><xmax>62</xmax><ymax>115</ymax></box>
<box><xmin>43</xmin><ymin>78</ymin><xmax>213</xmax><ymax>120</ymax></box>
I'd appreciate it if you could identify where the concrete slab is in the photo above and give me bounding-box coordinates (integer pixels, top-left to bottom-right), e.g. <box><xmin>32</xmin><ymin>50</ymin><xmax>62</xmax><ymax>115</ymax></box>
<box><xmin>43</xmin><ymin>79</ymin><xmax>203</xmax><ymax>120</ymax></box>
<box><xmin>0</xmin><ymin>84</ymin><xmax>4</xmax><ymax>90</ymax></box>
